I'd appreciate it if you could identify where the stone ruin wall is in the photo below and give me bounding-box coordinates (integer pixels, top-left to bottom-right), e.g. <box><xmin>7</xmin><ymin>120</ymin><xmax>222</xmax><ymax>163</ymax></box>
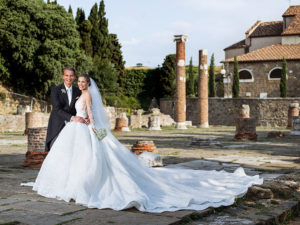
<box><xmin>0</xmin><ymin>107</ymin><xmax>175</xmax><ymax>132</ymax></box>
<box><xmin>0</xmin><ymin>83</ymin><xmax>50</xmax><ymax>115</ymax></box>
<box><xmin>160</xmin><ymin>97</ymin><xmax>300</xmax><ymax>127</ymax></box>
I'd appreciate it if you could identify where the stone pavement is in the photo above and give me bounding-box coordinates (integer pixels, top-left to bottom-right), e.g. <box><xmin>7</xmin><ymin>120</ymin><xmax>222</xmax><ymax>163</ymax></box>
<box><xmin>0</xmin><ymin>127</ymin><xmax>299</xmax><ymax>225</ymax></box>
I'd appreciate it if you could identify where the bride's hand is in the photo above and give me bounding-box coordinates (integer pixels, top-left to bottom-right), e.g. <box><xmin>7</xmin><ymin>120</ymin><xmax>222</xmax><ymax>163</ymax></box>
<box><xmin>85</xmin><ymin>117</ymin><xmax>90</xmax><ymax>125</ymax></box>
<box><xmin>92</xmin><ymin>127</ymin><xmax>97</xmax><ymax>133</ymax></box>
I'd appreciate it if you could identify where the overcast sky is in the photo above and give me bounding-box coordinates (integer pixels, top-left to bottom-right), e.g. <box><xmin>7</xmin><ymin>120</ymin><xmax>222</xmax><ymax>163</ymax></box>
<box><xmin>56</xmin><ymin>0</ymin><xmax>300</xmax><ymax>67</ymax></box>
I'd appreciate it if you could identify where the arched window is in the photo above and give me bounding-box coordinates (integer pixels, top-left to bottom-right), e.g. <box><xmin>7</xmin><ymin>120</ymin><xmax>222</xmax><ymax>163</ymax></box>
<box><xmin>238</xmin><ymin>69</ymin><xmax>254</xmax><ymax>82</ymax></box>
<box><xmin>268</xmin><ymin>67</ymin><xmax>282</xmax><ymax>80</ymax></box>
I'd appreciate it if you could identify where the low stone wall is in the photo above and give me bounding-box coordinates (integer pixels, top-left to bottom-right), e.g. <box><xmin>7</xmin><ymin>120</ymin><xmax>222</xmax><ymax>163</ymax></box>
<box><xmin>1</xmin><ymin>107</ymin><xmax>175</xmax><ymax>132</ymax></box>
<box><xmin>160</xmin><ymin>97</ymin><xmax>300</xmax><ymax>127</ymax></box>
<box><xmin>0</xmin><ymin>115</ymin><xmax>25</xmax><ymax>132</ymax></box>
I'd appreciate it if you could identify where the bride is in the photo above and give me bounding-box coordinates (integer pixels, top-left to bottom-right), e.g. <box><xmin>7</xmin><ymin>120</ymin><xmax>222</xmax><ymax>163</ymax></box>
<box><xmin>23</xmin><ymin>74</ymin><xmax>263</xmax><ymax>213</ymax></box>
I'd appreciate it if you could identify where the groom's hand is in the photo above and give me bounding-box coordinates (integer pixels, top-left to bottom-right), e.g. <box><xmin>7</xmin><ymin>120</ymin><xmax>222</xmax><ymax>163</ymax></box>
<box><xmin>72</xmin><ymin>116</ymin><xmax>86</xmax><ymax>124</ymax></box>
<box><xmin>85</xmin><ymin>117</ymin><xmax>90</xmax><ymax>125</ymax></box>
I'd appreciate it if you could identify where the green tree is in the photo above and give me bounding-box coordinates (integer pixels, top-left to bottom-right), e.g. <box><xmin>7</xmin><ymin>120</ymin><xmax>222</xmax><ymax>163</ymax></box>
<box><xmin>160</xmin><ymin>54</ymin><xmax>176</xmax><ymax>97</ymax></box>
<box><xmin>89</xmin><ymin>1</ymin><xmax>111</xmax><ymax>59</ymax></box>
<box><xmin>78</xmin><ymin>20</ymin><xmax>93</xmax><ymax>57</ymax></box>
<box><xmin>186</xmin><ymin>57</ymin><xmax>195</xmax><ymax>97</ymax></box>
<box><xmin>232</xmin><ymin>56</ymin><xmax>239</xmax><ymax>98</ymax></box>
<box><xmin>139</xmin><ymin>68</ymin><xmax>161</xmax><ymax>109</ymax></box>
<box><xmin>124</xmin><ymin>69</ymin><xmax>147</xmax><ymax>98</ymax></box>
<box><xmin>280</xmin><ymin>57</ymin><xmax>287</xmax><ymax>97</ymax></box>
<box><xmin>68</xmin><ymin>5</ymin><xmax>73</xmax><ymax>15</ymax></box>
<box><xmin>0</xmin><ymin>53</ymin><xmax>10</xmax><ymax>82</ymax></box>
<box><xmin>0</xmin><ymin>0</ymin><xmax>90</xmax><ymax>97</ymax></box>
<box><xmin>88</xmin><ymin>3</ymin><xmax>99</xmax><ymax>58</ymax></box>
<box><xmin>110</xmin><ymin>33</ymin><xmax>125</xmax><ymax>92</ymax></box>
<box><xmin>75</xmin><ymin>8</ymin><xmax>85</xmax><ymax>25</ymax></box>
<box><xmin>90</xmin><ymin>57</ymin><xmax>119</xmax><ymax>98</ymax></box>
<box><xmin>208</xmin><ymin>54</ymin><xmax>216</xmax><ymax>97</ymax></box>
<box><xmin>97</xmin><ymin>0</ymin><xmax>111</xmax><ymax>59</ymax></box>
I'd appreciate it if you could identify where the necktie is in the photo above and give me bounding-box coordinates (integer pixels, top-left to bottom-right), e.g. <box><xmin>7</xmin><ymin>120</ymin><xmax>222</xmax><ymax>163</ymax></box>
<box><xmin>67</xmin><ymin>88</ymin><xmax>72</xmax><ymax>105</ymax></box>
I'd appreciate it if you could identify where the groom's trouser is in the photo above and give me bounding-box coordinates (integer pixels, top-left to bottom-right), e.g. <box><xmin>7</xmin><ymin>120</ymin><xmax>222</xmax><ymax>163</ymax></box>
<box><xmin>49</xmin><ymin>135</ymin><xmax>59</xmax><ymax>150</ymax></box>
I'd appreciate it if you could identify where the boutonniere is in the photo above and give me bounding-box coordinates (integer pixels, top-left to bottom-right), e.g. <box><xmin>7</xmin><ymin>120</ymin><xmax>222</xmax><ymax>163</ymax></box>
<box><xmin>61</xmin><ymin>89</ymin><xmax>66</xmax><ymax>94</ymax></box>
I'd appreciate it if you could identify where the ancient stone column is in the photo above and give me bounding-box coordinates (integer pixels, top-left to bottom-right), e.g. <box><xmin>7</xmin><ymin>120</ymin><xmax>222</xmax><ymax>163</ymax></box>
<box><xmin>197</xmin><ymin>49</ymin><xmax>209</xmax><ymax>128</ymax></box>
<box><xmin>287</xmin><ymin>102</ymin><xmax>299</xmax><ymax>129</ymax></box>
<box><xmin>239</xmin><ymin>104</ymin><xmax>250</xmax><ymax>118</ymax></box>
<box><xmin>174</xmin><ymin>35</ymin><xmax>188</xmax><ymax>129</ymax></box>
<box><xmin>131</xmin><ymin>141</ymin><xmax>156</xmax><ymax>155</ymax></box>
<box><xmin>25</xmin><ymin>112</ymin><xmax>49</xmax><ymax>135</ymax></box>
<box><xmin>235</xmin><ymin>105</ymin><xmax>257</xmax><ymax>141</ymax></box>
<box><xmin>291</xmin><ymin>116</ymin><xmax>300</xmax><ymax>135</ymax></box>
<box><xmin>148</xmin><ymin>116</ymin><xmax>161</xmax><ymax>131</ymax></box>
<box><xmin>22</xmin><ymin>127</ymin><xmax>48</xmax><ymax>168</ymax></box>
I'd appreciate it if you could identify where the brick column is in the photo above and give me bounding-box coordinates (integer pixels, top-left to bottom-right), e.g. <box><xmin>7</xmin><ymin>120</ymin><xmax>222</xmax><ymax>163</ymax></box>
<box><xmin>22</xmin><ymin>127</ymin><xmax>48</xmax><ymax>168</ymax></box>
<box><xmin>197</xmin><ymin>49</ymin><xmax>209</xmax><ymax>128</ymax></box>
<box><xmin>174</xmin><ymin>35</ymin><xmax>188</xmax><ymax>129</ymax></box>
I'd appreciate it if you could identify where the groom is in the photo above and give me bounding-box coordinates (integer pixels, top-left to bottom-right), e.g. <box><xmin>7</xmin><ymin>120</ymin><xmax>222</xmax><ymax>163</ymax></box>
<box><xmin>45</xmin><ymin>67</ymin><xmax>86</xmax><ymax>152</ymax></box>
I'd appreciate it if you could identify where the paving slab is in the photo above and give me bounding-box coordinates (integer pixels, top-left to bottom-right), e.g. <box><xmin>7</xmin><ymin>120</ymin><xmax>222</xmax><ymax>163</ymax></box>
<box><xmin>0</xmin><ymin>200</ymin><xmax>86</xmax><ymax>215</ymax></box>
<box><xmin>0</xmin><ymin>209</ymin><xmax>79</xmax><ymax>225</ymax></box>
<box><xmin>71</xmin><ymin>208</ymin><xmax>181</xmax><ymax>225</ymax></box>
<box><xmin>191</xmin><ymin>215</ymin><xmax>256</xmax><ymax>225</ymax></box>
<box><xmin>0</xmin><ymin>127</ymin><xmax>299</xmax><ymax>224</ymax></box>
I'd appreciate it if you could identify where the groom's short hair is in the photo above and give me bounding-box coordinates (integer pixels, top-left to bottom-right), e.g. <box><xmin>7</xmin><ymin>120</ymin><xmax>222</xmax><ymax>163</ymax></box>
<box><xmin>63</xmin><ymin>67</ymin><xmax>76</xmax><ymax>75</ymax></box>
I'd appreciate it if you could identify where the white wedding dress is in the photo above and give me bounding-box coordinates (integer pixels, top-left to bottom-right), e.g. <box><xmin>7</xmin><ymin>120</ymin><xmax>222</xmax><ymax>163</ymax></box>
<box><xmin>23</xmin><ymin>79</ymin><xmax>263</xmax><ymax>213</ymax></box>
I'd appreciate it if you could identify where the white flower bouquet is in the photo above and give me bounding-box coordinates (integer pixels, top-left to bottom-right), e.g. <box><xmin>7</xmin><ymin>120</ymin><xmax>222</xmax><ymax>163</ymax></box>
<box><xmin>93</xmin><ymin>128</ymin><xmax>107</xmax><ymax>141</ymax></box>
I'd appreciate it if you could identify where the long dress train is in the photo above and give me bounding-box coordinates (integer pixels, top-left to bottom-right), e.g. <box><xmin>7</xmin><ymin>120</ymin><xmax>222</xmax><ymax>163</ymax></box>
<box><xmin>23</xmin><ymin>80</ymin><xmax>263</xmax><ymax>213</ymax></box>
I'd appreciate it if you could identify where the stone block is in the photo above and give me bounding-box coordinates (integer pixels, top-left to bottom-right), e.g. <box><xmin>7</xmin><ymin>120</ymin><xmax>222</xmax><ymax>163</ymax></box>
<box><xmin>190</xmin><ymin>137</ymin><xmax>220</xmax><ymax>146</ymax></box>
<box><xmin>235</xmin><ymin>118</ymin><xmax>257</xmax><ymax>140</ymax></box>
<box><xmin>138</xmin><ymin>152</ymin><xmax>163</xmax><ymax>167</ymax></box>
<box><xmin>148</xmin><ymin>116</ymin><xmax>161</xmax><ymax>131</ymax></box>
<box><xmin>291</xmin><ymin>116</ymin><xmax>300</xmax><ymax>135</ymax></box>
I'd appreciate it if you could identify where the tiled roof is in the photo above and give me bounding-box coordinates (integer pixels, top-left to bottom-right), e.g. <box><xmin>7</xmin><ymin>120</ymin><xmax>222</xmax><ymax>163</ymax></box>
<box><xmin>223</xmin><ymin>44</ymin><xmax>300</xmax><ymax>62</ymax></box>
<box><xmin>245</xmin><ymin>20</ymin><xmax>262</xmax><ymax>35</ymax></box>
<box><xmin>224</xmin><ymin>39</ymin><xmax>245</xmax><ymax>50</ymax></box>
<box><xmin>283</xmin><ymin>5</ymin><xmax>300</xmax><ymax>16</ymax></box>
<box><xmin>282</xmin><ymin>15</ymin><xmax>300</xmax><ymax>35</ymax></box>
<box><xmin>250</xmin><ymin>21</ymin><xmax>283</xmax><ymax>37</ymax></box>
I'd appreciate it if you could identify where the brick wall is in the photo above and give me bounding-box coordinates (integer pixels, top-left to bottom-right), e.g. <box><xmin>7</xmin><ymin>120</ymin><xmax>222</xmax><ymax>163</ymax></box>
<box><xmin>160</xmin><ymin>97</ymin><xmax>300</xmax><ymax>127</ymax></box>
<box><xmin>27</xmin><ymin>127</ymin><xmax>47</xmax><ymax>152</ymax></box>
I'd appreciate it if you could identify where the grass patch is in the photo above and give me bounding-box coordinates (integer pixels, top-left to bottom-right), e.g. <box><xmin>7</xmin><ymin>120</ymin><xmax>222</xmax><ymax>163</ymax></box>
<box><xmin>270</xmin><ymin>200</ymin><xmax>279</xmax><ymax>205</ymax></box>
<box><xmin>169</xmin><ymin>151</ymin><xmax>180</xmax><ymax>156</ymax></box>
<box><xmin>10</xmin><ymin>144</ymin><xmax>27</xmax><ymax>147</ymax></box>
<box><xmin>255</xmin><ymin>209</ymin><xmax>271</xmax><ymax>216</ymax></box>
<box><xmin>0</xmin><ymin>221</ymin><xmax>21</xmax><ymax>225</ymax></box>
<box><xmin>0</xmin><ymin>169</ymin><xmax>10</xmax><ymax>172</ymax></box>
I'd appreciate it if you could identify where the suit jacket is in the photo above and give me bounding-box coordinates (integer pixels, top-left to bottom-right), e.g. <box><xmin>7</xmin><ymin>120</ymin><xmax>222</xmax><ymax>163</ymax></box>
<box><xmin>45</xmin><ymin>83</ymin><xmax>81</xmax><ymax>151</ymax></box>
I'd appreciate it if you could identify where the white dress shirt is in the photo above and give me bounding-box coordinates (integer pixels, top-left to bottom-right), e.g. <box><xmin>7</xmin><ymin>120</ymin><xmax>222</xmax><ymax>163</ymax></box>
<box><xmin>64</xmin><ymin>84</ymin><xmax>72</xmax><ymax>105</ymax></box>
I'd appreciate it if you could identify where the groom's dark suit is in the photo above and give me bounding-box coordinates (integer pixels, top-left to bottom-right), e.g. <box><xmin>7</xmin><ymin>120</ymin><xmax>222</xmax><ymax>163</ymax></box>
<box><xmin>45</xmin><ymin>83</ymin><xmax>81</xmax><ymax>152</ymax></box>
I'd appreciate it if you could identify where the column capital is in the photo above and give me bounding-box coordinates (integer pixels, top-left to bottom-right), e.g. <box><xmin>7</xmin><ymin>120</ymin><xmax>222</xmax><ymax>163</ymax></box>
<box><xmin>173</xmin><ymin>35</ymin><xmax>188</xmax><ymax>42</ymax></box>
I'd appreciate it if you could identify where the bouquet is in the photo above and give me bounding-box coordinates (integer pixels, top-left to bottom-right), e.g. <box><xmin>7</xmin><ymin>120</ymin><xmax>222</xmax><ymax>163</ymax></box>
<box><xmin>93</xmin><ymin>128</ymin><xmax>107</xmax><ymax>141</ymax></box>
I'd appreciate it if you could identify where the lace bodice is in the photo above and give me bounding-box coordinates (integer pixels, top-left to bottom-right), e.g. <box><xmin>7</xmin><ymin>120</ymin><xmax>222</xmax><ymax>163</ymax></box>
<box><xmin>75</xmin><ymin>93</ymin><xmax>94</xmax><ymax>125</ymax></box>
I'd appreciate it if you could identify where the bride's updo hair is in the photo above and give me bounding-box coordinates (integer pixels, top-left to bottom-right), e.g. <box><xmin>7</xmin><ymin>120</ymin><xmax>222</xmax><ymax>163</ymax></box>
<box><xmin>79</xmin><ymin>74</ymin><xmax>91</xmax><ymax>86</ymax></box>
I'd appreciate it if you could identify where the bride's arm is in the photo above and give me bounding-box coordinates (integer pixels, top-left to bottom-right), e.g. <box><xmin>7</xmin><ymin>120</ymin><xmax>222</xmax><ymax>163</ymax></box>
<box><xmin>85</xmin><ymin>92</ymin><xmax>95</xmax><ymax>127</ymax></box>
